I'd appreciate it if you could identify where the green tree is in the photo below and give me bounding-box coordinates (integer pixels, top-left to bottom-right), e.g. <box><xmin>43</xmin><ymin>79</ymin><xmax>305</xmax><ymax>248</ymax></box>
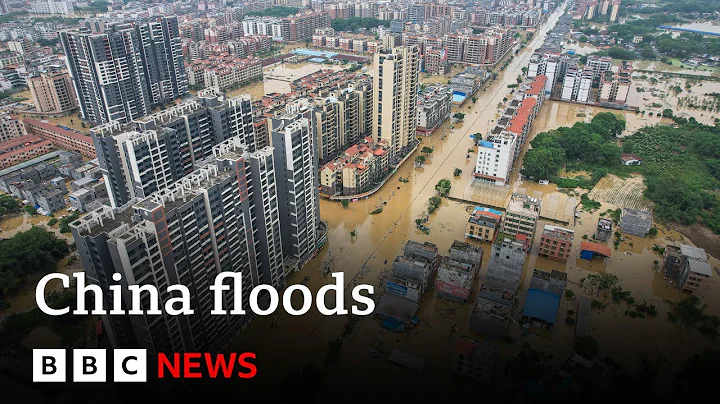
<box><xmin>435</xmin><ymin>179</ymin><xmax>451</xmax><ymax>196</ymax></box>
<box><xmin>415</xmin><ymin>155</ymin><xmax>426</xmax><ymax>165</ymax></box>
<box><xmin>24</xmin><ymin>205</ymin><xmax>37</xmax><ymax>215</ymax></box>
<box><xmin>453</xmin><ymin>112</ymin><xmax>465</xmax><ymax>121</ymax></box>
<box><xmin>0</xmin><ymin>195</ymin><xmax>20</xmax><ymax>218</ymax></box>
<box><xmin>662</xmin><ymin>109</ymin><xmax>674</xmax><ymax>118</ymax></box>
<box><xmin>453</xmin><ymin>168</ymin><xmax>462</xmax><ymax>177</ymax></box>
<box><xmin>421</xmin><ymin>146</ymin><xmax>434</xmax><ymax>154</ymax></box>
<box><xmin>522</xmin><ymin>148</ymin><xmax>566</xmax><ymax>179</ymax></box>
<box><xmin>341</xmin><ymin>200</ymin><xmax>349</xmax><ymax>208</ymax></box>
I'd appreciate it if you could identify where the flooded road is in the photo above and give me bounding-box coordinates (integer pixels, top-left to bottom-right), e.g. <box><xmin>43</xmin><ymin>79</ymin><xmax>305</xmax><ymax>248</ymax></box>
<box><xmin>222</xmin><ymin>6</ymin><xmax>720</xmax><ymax>399</ymax></box>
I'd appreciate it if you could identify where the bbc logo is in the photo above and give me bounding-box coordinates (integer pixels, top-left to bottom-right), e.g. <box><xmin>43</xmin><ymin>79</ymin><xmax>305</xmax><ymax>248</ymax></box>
<box><xmin>33</xmin><ymin>349</ymin><xmax>147</xmax><ymax>382</ymax></box>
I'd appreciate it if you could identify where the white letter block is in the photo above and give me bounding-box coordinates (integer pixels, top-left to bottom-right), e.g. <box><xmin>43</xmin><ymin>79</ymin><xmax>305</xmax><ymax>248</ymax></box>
<box><xmin>33</xmin><ymin>349</ymin><xmax>66</xmax><ymax>382</ymax></box>
<box><xmin>73</xmin><ymin>349</ymin><xmax>106</xmax><ymax>382</ymax></box>
<box><xmin>114</xmin><ymin>349</ymin><xmax>147</xmax><ymax>382</ymax></box>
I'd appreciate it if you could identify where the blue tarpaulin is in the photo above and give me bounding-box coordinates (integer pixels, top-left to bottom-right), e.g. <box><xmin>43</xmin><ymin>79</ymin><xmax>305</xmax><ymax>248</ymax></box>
<box><xmin>580</xmin><ymin>250</ymin><xmax>595</xmax><ymax>260</ymax></box>
<box><xmin>522</xmin><ymin>289</ymin><xmax>561</xmax><ymax>324</ymax></box>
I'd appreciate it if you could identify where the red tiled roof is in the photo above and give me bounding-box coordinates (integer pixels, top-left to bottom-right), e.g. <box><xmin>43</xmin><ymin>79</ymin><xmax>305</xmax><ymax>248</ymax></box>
<box><xmin>526</xmin><ymin>75</ymin><xmax>547</xmax><ymax>96</ymax></box>
<box><xmin>506</xmin><ymin>97</ymin><xmax>536</xmax><ymax>135</ymax></box>
<box><xmin>23</xmin><ymin>118</ymin><xmax>92</xmax><ymax>144</ymax></box>
<box><xmin>580</xmin><ymin>241</ymin><xmax>611</xmax><ymax>257</ymax></box>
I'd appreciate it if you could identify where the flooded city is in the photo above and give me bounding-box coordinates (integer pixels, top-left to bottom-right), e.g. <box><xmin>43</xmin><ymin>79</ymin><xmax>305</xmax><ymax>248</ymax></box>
<box><xmin>1</xmin><ymin>2</ymin><xmax>719</xmax><ymax>400</ymax></box>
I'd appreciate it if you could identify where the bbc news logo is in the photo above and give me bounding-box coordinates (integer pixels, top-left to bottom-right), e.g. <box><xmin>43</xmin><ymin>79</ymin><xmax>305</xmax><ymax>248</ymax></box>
<box><xmin>33</xmin><ymin>349</ymin><xmax>257</xmax><ymax>382</ymax></box>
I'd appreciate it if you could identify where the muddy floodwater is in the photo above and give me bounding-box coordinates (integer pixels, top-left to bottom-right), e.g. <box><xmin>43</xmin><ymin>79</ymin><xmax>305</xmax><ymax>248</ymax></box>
<box><xmin>216</xmin><ymin>7</ymin><xmax>719</xmax><ymax>399</ymax></box>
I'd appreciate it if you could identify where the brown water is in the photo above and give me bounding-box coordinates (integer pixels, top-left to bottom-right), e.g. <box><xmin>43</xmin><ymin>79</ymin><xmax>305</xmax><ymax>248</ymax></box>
<box><xmin>220</xmin><ymin>8</ymin><xmax>720</xmax><ymax>397</ymax></box>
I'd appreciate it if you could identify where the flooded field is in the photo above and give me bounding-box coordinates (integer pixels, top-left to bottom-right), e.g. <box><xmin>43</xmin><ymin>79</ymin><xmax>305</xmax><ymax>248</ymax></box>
<box><xmin>589</xmin><ymin>174</ymin><xmax>651</xmax><ymax>210</ymax></box>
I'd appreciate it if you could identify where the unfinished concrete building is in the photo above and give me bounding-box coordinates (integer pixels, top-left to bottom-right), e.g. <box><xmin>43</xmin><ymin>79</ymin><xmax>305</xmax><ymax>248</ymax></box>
<box><xmin>596</xmin><ymin>218</ymin><xmax>613</xmax><ymax>242</ymax></box>
<box><xmin>387</xmin><ymin>240</ymin><xmax>441</xmax><ymax>301</ymax></box>
<box><xmin>470</xmin><ymin>284</ymin><xmax>513</xmax><ymax>339</ymax></box>
<box><xmin>436</xmin><ymin>256</ymin><xmax>475</xmax><ymax>303</ymax></box>
<box><xmin>448</xmin><ymin>240</ymin><xmax>484</xmax><ymax>274</ymax></box>
<box><xmin>502</xmin><ymin>193</ymin><xmax>541</xmax><ymax>240</ymax></box>
<box><xmin>485</xmin><ymin>235</ymin><xmax>527</xmax><ymax>293</ymax></box>
<box><xmin>677</xmin><ymin>245</ymin><xmax>712</xmax><ymax>293</ymax></box>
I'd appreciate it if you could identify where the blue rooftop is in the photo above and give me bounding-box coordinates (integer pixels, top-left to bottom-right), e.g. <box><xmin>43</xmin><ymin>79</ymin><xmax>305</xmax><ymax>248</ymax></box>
<box><xmin>474</xmin><ymin>206</ymin><xmax>503</xmax><ymax>216</ymax></box>
<box><xmin>522</xmin><ymin>289</ymin><xmax>561</xmax><ymax>324</ymax></box>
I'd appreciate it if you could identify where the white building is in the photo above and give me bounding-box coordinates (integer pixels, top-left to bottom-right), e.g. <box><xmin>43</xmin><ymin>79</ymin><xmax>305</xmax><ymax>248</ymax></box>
<box><xmin>30</xmin><ymin>1</ymin><xmax>75</xmax><ymax>15</ymax></box>
<box><xmin>475</xmin><ymin>133</ymin><xmax>516</xmax><ymax>185</ymax></box>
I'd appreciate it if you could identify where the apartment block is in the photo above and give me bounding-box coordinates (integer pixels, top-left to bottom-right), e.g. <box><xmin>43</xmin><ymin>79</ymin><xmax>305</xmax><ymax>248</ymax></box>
<box><xmin>538</xmin><ymin>225</ymin><xmax>575</xmax><ymax>261</ymax></box>
<box><xmin>70</xmin><ymin>138</ymin><xmax>284</xmax><ymax>360</ymax></box>
<box><xmin>0</xmin><ymin>114</ymin><xmax>26</xmax><ymax>142</ymax></box>
<box><xmin>61</xmin><ymin>16</ymin><xmax>187</xmax><ymax>124</ymax></box>
<box><xmin>466</xmin><ymin>206</ymin><xmax>503</xmax><ymax>243</ymax></box>
<box><xmin>373</xmin><ymin>46</ymin><xmax>420</xmax><ymax>161</ymax></box>
<box><xmin>90</xmin><ymin>94</ymin><xmax>255</xmax><ymax>207</ymax></box>
<box><xmin>416</xmin><ymin>85</ymin><xmax>452</xmax><ymax>135</ymax></box>
<box><xmin>27</xmin><ymin>70</ymin><xmax>78</xmax><ymax>114</ymax></box>
<box><xmin>319</xmin><ymin>137</ymin><xmax>390</xmax><ymax>196</ymax></box>
<box><xmin>270</xmin><ymin>106</ymin><xmax>321</xmax><ymax>269</ymax></box>
<box><xmin>0</xmin><ymin>135</ymin><xmax>54</xmax><ymax>169</ymax></box>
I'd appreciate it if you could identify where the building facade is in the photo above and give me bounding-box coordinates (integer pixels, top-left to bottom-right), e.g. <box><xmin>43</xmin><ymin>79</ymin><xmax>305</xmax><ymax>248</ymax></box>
<box><xmin>61</xmin><ymin>16</ymin><xmax>188</xmax><ymax>124</ymax></box>
<box><xmin>27</xmin><ymin>70</ymin><xmax>78</xmax><ymax>114</ymax></box>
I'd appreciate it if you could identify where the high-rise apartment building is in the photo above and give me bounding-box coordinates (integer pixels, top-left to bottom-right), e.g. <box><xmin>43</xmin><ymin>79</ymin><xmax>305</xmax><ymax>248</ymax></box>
<box><xmin>70</xmin><ymin>137</ymin><xmax>284</xmax><ymax>358</ymax></box>
<box><xmin>270</xmin><ymin>102</ymin><xmax>320</xmax><ymax>269</ymax></box>
<box><xmin>91</xmin><ymin>94</ymin><xmax>256</xmax><ymax>208</ymax></box>
<box><xmin>27</xmin><ymin>70</ymin><xmax>78</xmax><ymax>114</ymax></box>
<box><xmin>61</xmin><ymin>16</ymin><xmax>188</xmax><ymax>125</ymax></box>
<box><xmin>373</xmin><ymin>46</ymin><xmax>420</xmax><ymax>160</ymax></box>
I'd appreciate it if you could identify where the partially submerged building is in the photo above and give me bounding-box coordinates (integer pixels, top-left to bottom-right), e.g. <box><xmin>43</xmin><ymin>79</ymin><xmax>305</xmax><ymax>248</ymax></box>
<box><xmin>596</xmin><ymin>218</ymin><xmax>613</xmax><ymax>242</ymax></box>
<box><xmin>436</xmin><ymin>256</ymin><xmax>474</xmax><ymax>303</ymax></box>
<box><xmin>579</xmin><ymin>242</ymin><xmax>611</xmax><ymax>261</ymax></box>
<box><xmin>485</xmin><ymin>234</ymin><xmax>527</xmax><ymax>293</ymax></box>
<box><xmin>677</xmin><ymin>245</ymin><xmax>712</xmax><ymax>293</ymax></box>
<box><xmin>386</xmin><ymin>240</ymin><xmax>441</xmax><ymax>302</ymax></box>
<box><xmin>538</xmin><ymin>225</ymin><xmax>574</xmax><ymax>261</ymax></box>
<box><xmin>469</xmin><ymin>285</ymin><xmax>513</xmax><ymax>339</ymax></box>
<box><xmin>502</xmin><ymin>193</ymin><xmax>541</xmax><ymax>241</ymax></box>
<box><xmin>466</xmin><ymin>206</ymin><xmax>502</xmax><ymax>243</ymax></box>
<box><xmin>619</xmin><ymin>208</ymin><xmax>652</xmax><ymax>237</ymax></box>
<box><xmin>522</xmin><ymin>269</ymin><xmax>567</xmax><ymax>330</ymax></box>
<box><xmin>452</xmin><ymin>337</ymin><xmax>498</xmax><ymax>383</ymax></box>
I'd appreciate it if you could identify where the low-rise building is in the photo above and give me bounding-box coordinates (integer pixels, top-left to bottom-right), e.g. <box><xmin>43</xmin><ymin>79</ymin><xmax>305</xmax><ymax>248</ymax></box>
<box><xmin>436</xmin><ymin>256</ymin><xmax>475</xmax><ymax>302</ymax></box>
<box><xmin>502</xmin><ymin>193</ymin><xmax>541</xmax><ymax>241</ymax></box>
<box><xmin>677</xmin><ymin>245</ymin><xmax>712</xmax><ymax>293</ymax></box>
<box><xmin>0</xmin><ymin>135</ymin><xmax>54</xmax><ymax>169</ymax></box>
<box><xmin>386</xmin><ymin>240</ymin><xmax>441</xmax><ymax>302</ymax></box>
<box><xmin>470</xmin><ymin>284</ymin><xmax>513</xmax><ymax>339</ymax></box>
<box><xmin>466</xmin><ymin>206</ymin><xmax>502</xmax><ymax>243</ymax></box>
<box><xmin>619</xmin><ymin>208</ymin><xmax>652</xmax><ymax>237</ymax></box>
<box><xmin>596</xmin><ymin>218</ymin><xmax>613</xmax><ymax>242</ymax></box>
<box><xmin>452</xmin><ymin>337</ymin><xmax>498</xmax><ymax>383</ymax></box>
<box><xmin>23</xmin><ymin>118</ymin><xmax>96</xmax><ymax>158</ymax></box>
<box><xmin>416</xmin><ymin>85</ymin><xmax>452</xmax><ymax>135</ymax></box>
<box><xmin>538</xmin><ymin>225</ymin><xmax>574</xmax><ymax>261</ymax></box>
<box><xmin>319</xmin><ymin>137</ymin><xmax>390</xmax><ymax>196</ymax></box>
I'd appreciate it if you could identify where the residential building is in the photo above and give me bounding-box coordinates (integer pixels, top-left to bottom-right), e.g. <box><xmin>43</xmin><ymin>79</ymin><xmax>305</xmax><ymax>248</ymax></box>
<box><xmin>466</xmin><ymin>206</ymin><xmax>503</xmax><ymax>243</ymax></box>
<box><xmin>27</xmin><ymin>70</ymin><xmax>78</xmax><ymax>114</ymax></box>
<box><xmin>610</xmin><ymin>0</ymin><xmax>620</xmax><ymax>22</ymax></box>
<box><xmin>522</xmin><ymin>269</ymin><xmax>567</xmax><ymax>328</ymax></box>
<box><xmin>450</xmin><ymin>67</ymin><xmax>490</xmax><ymax>104</ymax></box>
<box><xmin>90</xmin><ymin>94</ymin><xmax>256</xmax><ymax>207</ymax></box>
<box><xmin>318</xmin><ymin>137</ymin><xmax>390</xmax><ymax>196</ymax></box>
<box><xmin>0</xmin><ymin>114</ymin><xmax>26</xmax><ymax>142</ymax></box>
<box><xmin>452</xmin><ymin>338</ymin><xmax>498</xmax><ymax>383</ymax></box>
<box><xmin>0</xmin><ymin>135</ymin><xmax>54</xmax><ymax>169</ymax></box>
<box><xmin>677</xmin><ymin>245</ymin><xmax>712</xmax><ymax>293</ymax></box>
<box><xmin>619</xmin><ymin>208</ymin><xmax>652</xmax><ymax>237</ymax></box>
<box><xmin>485</xmin><ymin>234</ymin><xmax>527</xmax><ymax>293</ymax></box>
<box><xmin>586</xmin><ymin>55</ymin><xmax>613</xmax><ymax>80</ymax></box>
<box><xmin>436</xmin><ymin>241</ymin><xmax>483</xmax><ymax>302</ymax></box>
<box><xmin>387</xmin><ymin>240</ymin><xmax>441</xmax><ymax>301</ymax></box>
<box><xmin>470</xmin><ymin>284</ymin><xmax>513</xmax><ymax>339</ymax></box>
<box><xmin>270</xmin><ymin>106</ymin><xmax>321</xmax><ymax>270</ymax></box>
<box><xmin>599</xmin><ymin>61</ymin><xmax>632</xmax><ymax>104</ymax></box>
<box><xmin>61</xmin><ymin>16</ymin><xmax>188</xmax><ymax>124</ymax></box>
<box><xmin>23</xmin><ymin>118</ymin><xmax>95</xmax><ymax>157</ymax></box>
<box><xmin>373</xmin><ymin>46</ymin><xmax>420</xmax><ymax>161</ymax></box>
<box><xmin>442</xmin><ymin>29</ymin><xmax>512</xmax><ymax>65</ymax></box>
<box><xmin>423</xmin><ymin>48</ymin><xmax>450</xmax><ymax>75</ymax></box>
<box><xmin>0</xmin><ymin>52</ymin><xmax>23</xmax><ymax>68</ymax></box>
<box><xmin>29</xmin><ymin>1</ymin><xmax>74</xmax><ymax>15</ymax></box>
<box><xmin>502</xmin><ymin>193</ymin><xmax>541</xmax><ymax>241</ymax></box>
<box><xmin>538</xmin><ymin>225</ymin><xmax>575</xmax><ymax>261</ymax></box>
<box><xmin>70</xmin><ymin>138</ymin><xmax>285</xmax><ymax>364</ymax></box>
<box><xmin>416</xmin><ymin>85</ymin><xmax>452</xmax><ymax>135</ymax></box>
<box><xmin>561</xmin><ymin>65</ymin><xmax>593</xmax><ymax>103</ymax></box>
<box><xmin>596</xmin><ymin>218</ymin><xmax>613</xmax><ymax>242</ymax></box>
<box><xmin>187</xmin><ymin>56</ymin><xmax>262</xmax><ymax>91</ymax></box>
<box><xmin>7</xmin><ymin>40</ymin><xmax>32</xmax><ymax>55</ymax></box>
